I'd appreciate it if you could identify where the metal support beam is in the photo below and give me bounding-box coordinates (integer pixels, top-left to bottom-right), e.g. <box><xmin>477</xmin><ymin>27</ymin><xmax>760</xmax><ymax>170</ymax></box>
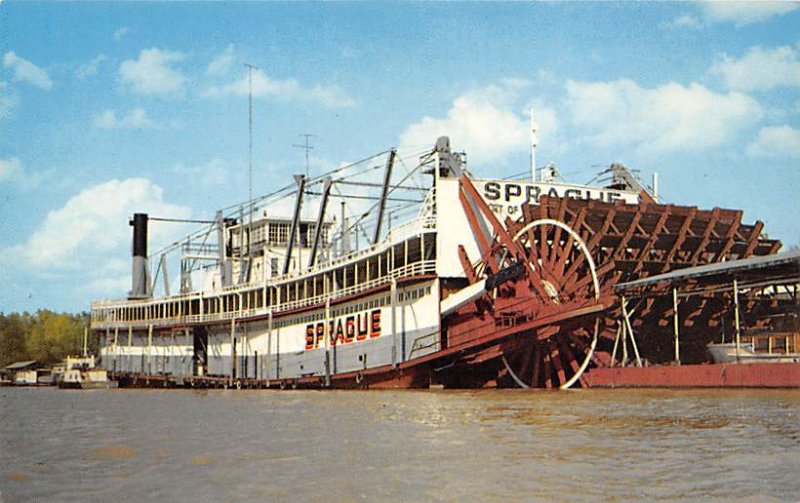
<box><xmin>621</xmin><ymin>296</ymin><xmax>642</xmax><ymax>367</ymax></box>
<box><xmin>733</xmin><ymin>278</ymin><xmax>741</xmax><ymax>359</ymax></box>
<box><xmin>308</xmin><ymin>177</ymin><xmax>333</xmax><ymax>268</ymax></box>
<box><xmin>238</xmin><ymin>206</ymin><xmax>249</xmax><ymax>284</ymax></box>
<box><xmin>113</xmin><ymin>327</ymin><xmax>118</xmax><ymax>369</ymax></box>
<box><xmin>373</xmin><ymin>149</ymin><xmax>396</xmax><ymax>245</ymax></box>
<box><xmin>266</xmin><ymin>310</ymin><xmax>273</xmax><ymax>384</ymax></box>
<box><xmin>622</xmin><ymin>313</ymin><xmax>628</xmax><ymax>366</ymax></box>
<box><xmin>325</xmin><ymin>291</ymin><xmax>331</xmax><ymax>387</ymax></box>
<box><xmin>230</xmin><ymin>318</ymin><xmax>235</xmax><ymax>386</ymax></box>
<box><xmin>283</xmin><ymin>175</ymin><xmax>307</xmax><ymax>275</ymax></box>
<box><xmin>609</xmin><ymin>322</ymin><xmax>622</xmax><ymax>367</ymax></box>
<box><xmin>216</xmin><ymin>210</ymin><xmax>231</xmax><ymax>287</ymax></box>
<box><xmin>672</xmin><ymin>287</ymin><xmax>680</xmax><ymax>364</ymax></box>
<box><xmin>160</xmin><ymin>253</ymin><xmax>170</xmax><ymax>297</ymax></box>
<box><xmin>147</xmin><ymin>324</ymin><xmax>153</xmax><ymax>374</ymax></box>
<box><xmin>391</xmin><ymin>277</ymin><xmax>398</xmax><ymax>368</ymax></box>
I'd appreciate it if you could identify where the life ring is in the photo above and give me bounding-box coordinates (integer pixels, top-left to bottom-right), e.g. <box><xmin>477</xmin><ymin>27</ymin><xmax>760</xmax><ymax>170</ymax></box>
<box><xmin>355</xmin><ymin>372</ymin><xmax>363</xmax><ymax>385</ymax></box>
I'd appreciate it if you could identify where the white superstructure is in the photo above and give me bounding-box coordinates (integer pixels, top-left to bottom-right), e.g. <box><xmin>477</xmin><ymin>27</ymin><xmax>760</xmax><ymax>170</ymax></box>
<box><xmin>91</xmin><ymin>137</ymin><xmax>644</xmax><ymax>384</ymax></box>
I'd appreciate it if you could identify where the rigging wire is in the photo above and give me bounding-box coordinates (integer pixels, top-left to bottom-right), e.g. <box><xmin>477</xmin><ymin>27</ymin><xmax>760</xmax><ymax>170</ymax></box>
<box><xmin>150</xmin><ymin>146</ymin><xmax>432</xmax><ymax>259</ymax></box>
<box><xmin>337</xmin><ymin>150</ymin><xmax>430</xmax><ymax>238</ymax></box>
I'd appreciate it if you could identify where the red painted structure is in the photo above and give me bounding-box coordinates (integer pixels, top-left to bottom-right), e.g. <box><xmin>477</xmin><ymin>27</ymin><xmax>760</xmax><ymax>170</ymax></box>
<box><xmin>434</xmin><ymin>175</ymin><xmax>784</xmax><ymax>389</ymax></box>
<box><xmin>583</xmin><ymin>362</ymin><xmax>800</xmax><ymax>388</ymax></box>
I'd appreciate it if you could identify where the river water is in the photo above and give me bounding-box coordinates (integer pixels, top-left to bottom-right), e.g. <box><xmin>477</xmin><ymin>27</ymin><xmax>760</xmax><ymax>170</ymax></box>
<box><xmin>1</xmin><ymin>387</ymin><xmax>798</xmax><ymax>502</ymax></box>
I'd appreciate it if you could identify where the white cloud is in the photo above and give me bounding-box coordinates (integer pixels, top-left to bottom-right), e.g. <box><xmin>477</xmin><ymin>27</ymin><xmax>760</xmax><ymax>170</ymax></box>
<box><xmin>20</xmin><ymin>178</ymin><xmax>191</xmax><ymax>269</ymax></box>
<box><xmin>0</xmin><ymin>156</ymin><xmax>21</xmax><ymax>182</ymax></box>
<box><xmin>662</xmin><ymin>14</ymin><xmax>702</xmax><ymax>30</ymax></box>
<box><xmin>206</xmin><ymin>44</ymin><xmax>235</xmax><ymax>76</ymax></box>
<box><xmin>3</xmin><ymin>51</ymin><xmax>53</xmax><ymax>90</ymax></box>
<box><xmin>174</xmin><ymin>158</ymin><xmax>230</xmax><ymax>186</ymax></box>
<box><xmin>0</xmin><ymin>156</ymin><xmax>50</xmax><ymax>191</ymax></box>
<box><xmin>201</xmin><ymin>69</ymin><xmax>356</xmax><ymax>108</ymax></box>
<box><xmin>711</xmin><ymin>45</ymin><xmax>800</xmax><ymax>92</ymax></box>
<box><xmin>92</xmin><ymin>108</ymin><xmax>156</xmax><ymax>129</ymax></box>
<box><xmin>119</xmin><ymin>48</ymin><xmax>186</xmax><ymax>96</ymax></box>
<box><xmin>399</xmin><ymin>80</ymin><xmax>532</xmax><ymax>165</ymax></box>
<box><xmin>307</xmin><ymin>84</ymin><xmax>357</xmax><ymax>108</ymax></box>
<box><xmin>113</xmin><ymin>26</ymin><xmax>130</xmax><ymax>41</ymax></box>
<box><xmin>0</xmin><ymin>81</ymin><xmax>15</xmax><ymax>118</ymax></box>
<box><xmin>702</xmin><ymin>1</ymin><xmax>799</xmax><ymax>26</ymax></box>
<box><xmin>76</xmin><ymin>54</ymin><xmax>107</xmax><ymax>79</ymax></box>
<box><xmin>746</xmin><ymin>125</ymin><xmax>800</xmax><ymax>158</ymax></box>
<box><xmin>564</xmin><ymin>79</ymin><xmax>763</xmax><ymax>154</ymax></box>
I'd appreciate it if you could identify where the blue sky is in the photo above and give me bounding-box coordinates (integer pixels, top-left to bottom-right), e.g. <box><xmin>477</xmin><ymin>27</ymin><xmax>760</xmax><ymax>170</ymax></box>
<box><xmin>1</xmin><ymin>1</ymin><xmax>798</xmax><ymax>314</ymax></box>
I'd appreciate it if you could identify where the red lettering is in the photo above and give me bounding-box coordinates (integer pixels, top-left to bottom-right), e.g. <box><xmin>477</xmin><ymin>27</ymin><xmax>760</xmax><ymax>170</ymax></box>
<box><xmin>371</xmin><ymin>309</ymin><xmax>381</xmax><ymax>338</ymax></box>
<box><xmin>357</xmin><ymin>312</ymin><xmax>369</xmax><ymax>340</ymax></box>
<box><xmin>335</xmin><ymin>319</ymin><xmax>344</xmax><ymax>345</ymax></box>
<box><xmin>315</xmin><ymin>323</ymin><xmax>325</xmax><ymax>348</ymax></box>
<box><xmin>305</xmin><ymin>325</ymin><xmax>314</xmax><ymax>350</ymax></box>
<box><xmin>345</xmin><ymin>316</ymin><xmax>355</xmax><ymax>342</ymax></box>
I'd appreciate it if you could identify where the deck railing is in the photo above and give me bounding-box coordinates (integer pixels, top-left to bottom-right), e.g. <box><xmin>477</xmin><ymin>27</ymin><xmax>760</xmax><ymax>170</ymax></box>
<box><xmin>91</xmin><ymin>259</ymin><xmax>436</xmax><ymax>330</ymax></box>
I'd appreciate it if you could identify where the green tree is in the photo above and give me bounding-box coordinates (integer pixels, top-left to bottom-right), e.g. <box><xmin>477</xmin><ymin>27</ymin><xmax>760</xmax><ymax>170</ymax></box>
<box><xmin>26</xmin><ymin>310</ymin><xmax>84</xmax><ymax>364</ymax></box>
<box><xmin>0</xmin><ymin>313</ymin><xmax>32</xmax><ymax>367</ymax></box>
<box><xmin>1</xmin><ymin>311</ymin><xmax>89</xmax><ymax>366</ymax></box>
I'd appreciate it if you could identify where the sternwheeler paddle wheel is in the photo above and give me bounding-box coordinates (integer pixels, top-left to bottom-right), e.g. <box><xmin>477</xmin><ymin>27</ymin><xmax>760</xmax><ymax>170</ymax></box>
<box><xmin>436</xmin><ymin>175</ymin><xmax>780</xmax><ymax>389</ymax></box>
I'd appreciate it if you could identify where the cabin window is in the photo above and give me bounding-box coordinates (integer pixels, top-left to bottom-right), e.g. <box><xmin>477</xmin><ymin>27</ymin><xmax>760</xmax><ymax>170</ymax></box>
<box><xmin>268</xmin><ymin>222</ymin><xmax>290</xmax><ymax>245</ymax></box>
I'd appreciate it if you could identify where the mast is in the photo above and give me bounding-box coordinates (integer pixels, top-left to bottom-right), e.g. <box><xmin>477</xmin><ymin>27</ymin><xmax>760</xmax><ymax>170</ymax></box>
<box><xmin>293</xmin><ymin>134</ymin><xmax>315</xmax><ymax>179</ymax></box>
<box><xmin>373</xmin><ymin>149</ymin><xmax>396</xmax><ymax>245</ymax></box>
<box><xmin>244</xmin><ymin>62</ymin><xmax>259</xmax><ymax>283</ymax></box>
<box><xmin>530</xmin><ymin>107</ymin><xmax>538</xmax><ymax>182</ymax></box>
<box><xmin>308</xmin><ymin>177</ymin><xmax>333</xmax><ymax>268</ymax></box>
<box><xmin>282</xmin><ymin>174</ymin><xmax>306</xmax><ymax>275</ymax></box>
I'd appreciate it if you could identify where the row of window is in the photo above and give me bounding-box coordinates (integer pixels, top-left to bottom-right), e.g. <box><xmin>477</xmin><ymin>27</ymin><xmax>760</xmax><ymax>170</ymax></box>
<box><xmin>232</xmin><ymin>221</ymin><xmax>331</xmax><ymax>248</ymax></box>
<box><xmin>94</xmin><ymin>234</ymin><xmax>434</xmax><ymax>326</ymax></box>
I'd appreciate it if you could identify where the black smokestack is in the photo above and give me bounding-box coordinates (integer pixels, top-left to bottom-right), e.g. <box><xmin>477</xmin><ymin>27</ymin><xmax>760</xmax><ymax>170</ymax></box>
<box><xmin>129</xmin><ymin>213</ymin><xmax>150</xmax><ymax>299</ymax></box>
<box><xmin>131</xmin><ymin>213</ymin><xmax>148</xmax><ymax>258</ymax></box>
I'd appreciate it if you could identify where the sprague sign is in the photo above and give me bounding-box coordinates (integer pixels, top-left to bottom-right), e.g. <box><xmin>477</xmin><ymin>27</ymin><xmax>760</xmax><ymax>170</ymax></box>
<box><xmin>478</xmin><ymin>179</ymin><xmax>639</xmax><ymax>220</ymax></box>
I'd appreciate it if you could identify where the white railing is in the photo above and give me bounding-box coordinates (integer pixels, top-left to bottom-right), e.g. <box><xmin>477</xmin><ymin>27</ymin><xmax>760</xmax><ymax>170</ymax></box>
<box><xmin>91</xmin><ymin>259</ymin><xmax>437</xmax><ymax>329</ymax></box>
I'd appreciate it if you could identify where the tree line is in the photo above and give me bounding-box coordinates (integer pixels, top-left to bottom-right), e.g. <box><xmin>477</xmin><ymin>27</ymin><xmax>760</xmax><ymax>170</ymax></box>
<box><xmin>0</xmin><ymin>311</ymin><xmax>99</xmax><ymax>368</ymax></box>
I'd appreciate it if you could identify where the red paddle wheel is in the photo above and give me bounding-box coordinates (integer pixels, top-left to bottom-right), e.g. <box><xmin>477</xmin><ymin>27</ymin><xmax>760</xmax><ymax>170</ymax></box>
<box><xmin>437</xmin><ymin>175</ymin><xmax>781</xmax><ymax>388</ymax></box>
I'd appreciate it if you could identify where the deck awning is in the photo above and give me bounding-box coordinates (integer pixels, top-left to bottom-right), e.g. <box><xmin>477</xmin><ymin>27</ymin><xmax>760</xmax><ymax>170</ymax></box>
<box><xmin>615</xmin><ymin>249</ymin><xmax>800</xmax><ymax>297</ymax></box>
<box><xmin>2</xmin><ymin>360</ymin><xmax>40</xmax><ymax>371</ymax></box>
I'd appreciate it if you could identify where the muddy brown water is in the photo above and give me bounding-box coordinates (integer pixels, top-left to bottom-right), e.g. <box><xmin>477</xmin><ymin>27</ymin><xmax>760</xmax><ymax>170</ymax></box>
<box><xmin>1</xmin><ymin>387</ymin><xmax>799</xmax><ymax>501</ymax></box>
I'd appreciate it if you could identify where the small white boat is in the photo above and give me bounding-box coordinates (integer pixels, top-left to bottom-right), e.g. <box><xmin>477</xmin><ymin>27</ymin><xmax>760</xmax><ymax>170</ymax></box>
<box><xmin>58</xmin><ymin>368</ymin><xmax>118</xmax><ymax>389</ymax></box>
<box><xmin>56</xmin><ymin>356</ymin><xmax>118</xmax><ymax>389</ymax></box>
<box><xmin>707</xmin><ymin>342</ymin><xmax>800</xmax><ymax>364</ymax></box>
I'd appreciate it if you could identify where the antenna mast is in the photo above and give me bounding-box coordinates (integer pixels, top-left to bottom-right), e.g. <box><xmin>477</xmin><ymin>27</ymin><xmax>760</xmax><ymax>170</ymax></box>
<box><xmin>293</xmin><ymin>133</ymin><xmax>315</xmax><ymax>179</ymax></box>
<box><xmin>244</xmin><ymin>62</ymin><xmax>259</xmax><ymax>281</ymax></box>
<box><xmin>530</xmin><ymin>107</ymin><xmax>538</xmax><ymax>181</ymax></box>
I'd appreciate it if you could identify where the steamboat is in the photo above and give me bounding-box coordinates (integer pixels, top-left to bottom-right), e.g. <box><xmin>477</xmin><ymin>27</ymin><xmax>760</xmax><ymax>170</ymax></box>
<box><xmin>90</xmin><ymin>133</ymin><xmax>798</xmax><ymax>389</ymax></box>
